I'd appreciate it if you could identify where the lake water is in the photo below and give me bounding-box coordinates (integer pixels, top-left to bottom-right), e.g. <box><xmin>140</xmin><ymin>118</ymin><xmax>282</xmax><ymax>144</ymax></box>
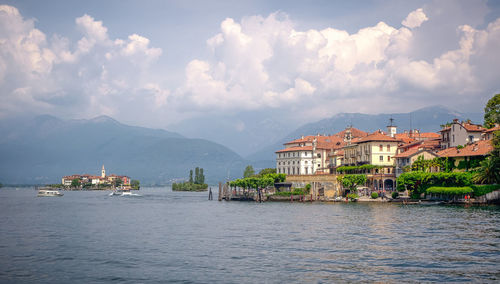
<box><xmin>1</xmin><ymin>186</ymin><xmax>499</xmax><ymax>283</ymax></box>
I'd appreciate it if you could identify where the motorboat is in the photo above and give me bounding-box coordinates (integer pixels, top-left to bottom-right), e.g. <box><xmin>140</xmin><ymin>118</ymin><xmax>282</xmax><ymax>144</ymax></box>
<box><xmin>109</xmin><ymin>188</ymin><xmax>141</xmax><ymax>197</ymax></box>
<box><xmin>37</xmin><ymin>189</ymin><xmax>63</xmax><ymax>197</ymax></box>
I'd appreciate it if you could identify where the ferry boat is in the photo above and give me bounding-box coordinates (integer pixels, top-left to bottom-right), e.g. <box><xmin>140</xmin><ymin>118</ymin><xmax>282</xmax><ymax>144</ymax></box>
<box><xmin>37</xmin><ymin>189</ymin><xmax>64</xmax><ymax>197</ymax></box>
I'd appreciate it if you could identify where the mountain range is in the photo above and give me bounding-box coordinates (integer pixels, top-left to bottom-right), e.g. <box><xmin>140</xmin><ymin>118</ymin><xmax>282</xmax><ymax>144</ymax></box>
<box><xmin>0</xmin><ymin>105</ymin><xmax>484</xmax><ymax>185</ymax></box>
<box><xmin>0</xmin><ymin>115</ymin><xmax>246</xmax><ymax>185</ymax></box>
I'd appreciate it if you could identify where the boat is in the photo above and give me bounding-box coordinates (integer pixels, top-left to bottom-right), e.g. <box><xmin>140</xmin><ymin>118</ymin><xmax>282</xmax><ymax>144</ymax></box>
<box><xmin>109</xmin><ymin>188</ymin><xmax>141</xmax><ymax>197</ymax></box>
<box><xmin>37</xmin><ymin>189</ymin><xmax>63</xmax><ymax>197</ymax></box>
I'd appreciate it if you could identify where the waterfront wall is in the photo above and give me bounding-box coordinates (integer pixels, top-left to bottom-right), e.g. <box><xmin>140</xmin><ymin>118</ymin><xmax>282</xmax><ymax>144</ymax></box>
<box><xmin>286</xmin><ymin>174</ymin><xmax>341</xmax><ymax>200</ymax></box>
<box><xmin>476</xmin><ymin>189</ymin><xmax>500</xmax><ymax>204</ymax></box>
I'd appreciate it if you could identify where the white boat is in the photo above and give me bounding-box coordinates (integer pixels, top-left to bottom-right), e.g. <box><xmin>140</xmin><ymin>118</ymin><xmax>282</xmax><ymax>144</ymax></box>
<box><xmin>37</xmin><ymin>189</ymin><xmax>63</xmax><ymax>197</ymax></box>
<box><xmin>109</xmin><ymin>189</ymin><xmax>141</xmax><ymax>197</ymax></box>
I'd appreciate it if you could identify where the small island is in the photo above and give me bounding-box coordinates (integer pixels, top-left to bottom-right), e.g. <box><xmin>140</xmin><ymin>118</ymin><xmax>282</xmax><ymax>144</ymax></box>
<box><xmin>52</xmin><ymin>165</ymin><xmax>140</xmax><ymax>190</ymax></box>
<box><xmin>172</xmin><ymin>167</ymin><xmax>208</xmax><ymax>191</ymax></box>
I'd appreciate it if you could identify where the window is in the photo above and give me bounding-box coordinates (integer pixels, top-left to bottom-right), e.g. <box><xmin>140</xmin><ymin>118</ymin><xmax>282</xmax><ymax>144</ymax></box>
<box><xmin>292</xmin><ymin>167</ymin><xmax>295</xmax><ymax>175</ymax></box>
<box><xmin>469</xmin><ymin>135</ymin><xmax>474</xmax><ymax>142</ymax></box>
<box><xmin>380</xmin><ymin>155</ymin><xmax>383</xmax><ymax>161</ymax></box>
<box><xmin>387</xmin><ymin>145</ymin><xmax>390</xmax><ymax>151</ymax></box>
<box><xmin>379</xmin><ymin>145</ymin><xmax>383</xmax><ymax>151</ymax></box>
<box><xmin>305</xmin><ymin>167</ymin><xmax>308</xmax><ymax>174</ymax></box>
<box><xmin>317</xmin><ymin>153</ymin><xmax>321</xmax><ymax>158</ymax></box>
<box><xmin>452</xmin><ymin>135</ymin><xmax>455</xmax><ymax>143</ymax></box>
<box><xmin>388</xmin><ymin>156</ymin><xmax>391</xmax><ymax>162</ymax></box>
<box><xmin>317</xmin><ymin>164</ymin><xmax>320</xmax><ymax>167</ymax></box>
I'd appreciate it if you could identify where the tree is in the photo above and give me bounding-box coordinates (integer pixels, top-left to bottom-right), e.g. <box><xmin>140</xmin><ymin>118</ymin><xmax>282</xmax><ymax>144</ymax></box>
<box><xmin>131</xmin><ymin>180</ymin><xmax>140</xmax><ymax>190</ymax></box>
<box><xmin>114</xmin><ymin>178</ymin><xmax>123</xmax><ymax>188</ymax></box>
<box><xmin>71</xmin><ymin>178</ymin><xmax>80</xmax><ymax>188</ymax></box>
<box><xmin>189</xmin><ymin>170</ymin><xmax>193</xmax><ymax>183</ymax></box>
<box><xmin>337</xmin><ymin>174</ymin><xmax>367</xmax><ymax>193</ymax></box>
<box><xmin>195</xmin><ymin>167</ymin><xmax>200</xmax><ymax>184</ymax></box>
<box><xmin>484</xmin><ymin>94</ymin><xmax>500</xmax><ymax>128</ymax></box>
<box><xmin>199</xmin><ymin>168</ymin><xmax>205</xmax><ymax>184</ymax></box>
<box><xmin>243</xmin><ymin>165</ymin><xmax>255</xmax><ymax>178</ymax></box>
<box><xmin>473</xmin><ymin>157</ymin><xmax>500</xmax><ymax>184</ymax></box>
<box><xmin>258</xmin><ymin>168</ymin><xmax>276</xmax><ymax>176</ymax></box>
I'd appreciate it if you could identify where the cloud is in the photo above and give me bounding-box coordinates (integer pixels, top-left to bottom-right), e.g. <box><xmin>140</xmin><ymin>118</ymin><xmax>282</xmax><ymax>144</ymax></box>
<box><xmin>175</xmin><ymin>6</ymin><xmax>499</xmax><ymax>120</ymax></box>
<box><xmin>402</xmin><ymin>8</ymin><xmax>429</xmax><ymax>28</ymax></box>
<box><xmin>0</xmin><ymin>5</ymin><xmax>167</xmax><ymax>122</ymax></box>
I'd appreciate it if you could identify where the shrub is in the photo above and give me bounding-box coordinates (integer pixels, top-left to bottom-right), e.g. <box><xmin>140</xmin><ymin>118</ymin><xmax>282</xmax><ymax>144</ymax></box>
<box><xmin>274</xmin><ymin>189</ymin><xmax>307</xmax><ymax>196</ymax></box>
<box><xmin>396</xmin><ymin>172</ymin><xmax>473</xmax><ymax>196</ymax></box>
<box><xmin>391</xmin><ymin>191</ymin><xmax>399</xmax><ymax>199</ymax></box>
<box><xmin>347</xmin><ymin>193</ymin><xmax>359</xmax><ymax>200</ymax></box>
<box><xmin>371</xmin><ymin>192</ymin><xmax>379</xmax><ymax>199</ymax></box>
<box><xmin>426</xmin><ymin>186</ymin><xmax>473</xmax><ymax>195</ymax></box>
<box><xmin>470</xmin><ymin>184</ymin><xmax>500</xmax><ymax>197</ymax></box>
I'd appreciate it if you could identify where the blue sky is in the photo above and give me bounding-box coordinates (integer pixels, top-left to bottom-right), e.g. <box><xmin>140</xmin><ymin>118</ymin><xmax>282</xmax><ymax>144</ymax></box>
<box><xmin>1</xmin><ymin>0</ymin><xmax>500</xmax><ymax>154</ymax></box>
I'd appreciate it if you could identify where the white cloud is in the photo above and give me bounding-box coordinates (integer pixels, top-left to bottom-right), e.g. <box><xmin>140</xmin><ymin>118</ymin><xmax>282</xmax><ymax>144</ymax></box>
<box><xmin>402</xmin><ymin>8</ymin><xmax>429</xmax><ymax>29</ymax></box>
<box><xmin>175</xmin><ymin>7</ymin><xmax>499</xmax><ymax>118</ymax></box>
<box><xmin>0</xmin><ymin>5</ymin><xmax>168</xmax><ymax>123</ymax></box>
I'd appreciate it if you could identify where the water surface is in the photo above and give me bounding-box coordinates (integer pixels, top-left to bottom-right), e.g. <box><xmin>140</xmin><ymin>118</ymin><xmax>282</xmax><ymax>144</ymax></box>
<box><xmin>1</xmin><ymin>187</ymin><xmax>499</xmax><ymax>283</ymax></box>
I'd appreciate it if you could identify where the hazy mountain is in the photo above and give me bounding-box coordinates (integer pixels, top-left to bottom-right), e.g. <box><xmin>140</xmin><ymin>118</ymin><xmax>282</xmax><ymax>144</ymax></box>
<box><xmin>246</xmin><ymin>106</ymin><xmax>483</xmax><ymax>165</ymax></box>
<box><xmin>168</xmin><ymin>111</ymin><xmax>294</xmax><ymax>157</ymax></box>
<box><xmin>0</xmin><ymin>115</ymin><xmax>246</xmax><ymax>185</ymax></box>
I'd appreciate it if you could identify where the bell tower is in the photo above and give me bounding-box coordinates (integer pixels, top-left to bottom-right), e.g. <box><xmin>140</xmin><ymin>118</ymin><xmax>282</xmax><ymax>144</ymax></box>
<box><xmin>387</xmin><ymin>117</ymin><xmax>397</xmax><ymax>138</ymax></box>
<box><xmin>101</xmin><ymin>165</ymin><xmax>106</xmax><ymax>178</ymax></box>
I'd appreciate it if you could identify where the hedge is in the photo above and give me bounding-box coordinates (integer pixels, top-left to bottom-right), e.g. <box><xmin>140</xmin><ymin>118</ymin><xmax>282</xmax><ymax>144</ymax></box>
<box><xmin>274</xmin><ymin>189</ymin><xmax>307</xmax><ymax>196</ymax></box>
<box><xmin>470</xmin><ymin>184</ymin><xmax>500</xmax><ymax>197</ymax></box>
<box><xmin>396</xmin><ymin>172</ymin><xmax>473</xmax><ymax>196</ymax></box>
<box><xmin>426</xmin><ymin>186</ymin><xmax>473</xmax><ymax>195</ymax></box>
<box><xmin>336</xmin><ymin>164</ymin><xmax>382</xmax><ymax>173</ymax></box>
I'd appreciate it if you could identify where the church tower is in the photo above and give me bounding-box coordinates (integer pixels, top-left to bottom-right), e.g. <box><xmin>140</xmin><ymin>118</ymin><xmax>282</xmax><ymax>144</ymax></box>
<box><xmin>387</xmin><ymin>117</ymin><xmax>397</xmax><ymax>138</ymax></box>
<box><xmin>101</xmin><ymin>165</ymin><xmax>106</xmax><ymax>178</ymax></box>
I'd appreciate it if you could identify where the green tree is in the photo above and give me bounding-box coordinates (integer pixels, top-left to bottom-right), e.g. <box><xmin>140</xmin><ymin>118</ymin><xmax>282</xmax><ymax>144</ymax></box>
<box><xmin>195</xmin><ymin>167</ymin><xmax>200</xmax><ymax>184</ymax></box>
<box><xmin>71</xmin><ymin>178</ymin><xmax>80</xmax><ymax>188</ymax></box>
<box><xmin>473</xmin><ymin>157</ymin><xmax>500</xmax><ymax>184</ymax></box>
<box><xmin>257</xmin><ymin>168</ymin><xmax>276</xmax><ymax>176</ymax></box>
<box><xmin>243</xmin><ymin>165</ymin><xmax>255</xmax><ymax>178</ymax></box>
<box><xmin>131</xmin><ymin>180</ymin><xmax>140</xmax><ymax>189</ymax></box>
<box><xmin>337</xmin><ymin>174</ymin><xmax>367</xmax><ymax>193</ymax></box>
<box><xmin>189</xmin><ymin>170</ymin><xmax>193</xmax><ymax>183</ymax></box>
<box><xmin>484</xmin><ymin>94</ymin><xmax>500</xmax><ymax>128</ymax></box>
<box><xmin>199</xmin><ymin>168</ymin><xmax>205</xmax><ymax>184</ymax></box>
<box><xmin>114</xmin><ymin>178</ymin><xmax>123</xmax><ymax>188</ymax></box>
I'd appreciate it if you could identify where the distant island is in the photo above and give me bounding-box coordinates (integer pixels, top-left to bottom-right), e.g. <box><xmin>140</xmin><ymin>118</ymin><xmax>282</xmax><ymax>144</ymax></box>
<box><xmin>50</xmin><ymin>165</ymin><xmax>140</xmax><ymax>190</ymax></box>
<box><xmin>172</xmin><ymin>167</ymin><xmax>208</xmax><ymax>191</ymax></box>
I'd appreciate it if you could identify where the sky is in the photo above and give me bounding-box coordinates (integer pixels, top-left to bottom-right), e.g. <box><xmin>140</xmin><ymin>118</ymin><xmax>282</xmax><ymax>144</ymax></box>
<box><xmin>1</xmin><ymin>0</ymin><xmax>500</xmax><ymax>153</ymax></box>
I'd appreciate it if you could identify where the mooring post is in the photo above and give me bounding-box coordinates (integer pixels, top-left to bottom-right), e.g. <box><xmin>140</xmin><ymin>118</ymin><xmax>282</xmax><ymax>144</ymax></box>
<box><xmin>208</xmin><ymin>187</ymin><xmax>213</xmax><ymax>200</ymax></box>
<box><xmin>218</xmin><ymin>182</ymin><xmax>222</xmax><ymax>201</ymax></box>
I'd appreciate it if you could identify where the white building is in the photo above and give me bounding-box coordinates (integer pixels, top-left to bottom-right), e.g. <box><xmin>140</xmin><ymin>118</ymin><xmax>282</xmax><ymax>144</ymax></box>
<box><xmin>439</xmin><ymin>119</ymin><xmax>486</xmax><ymax>149</ymax></box>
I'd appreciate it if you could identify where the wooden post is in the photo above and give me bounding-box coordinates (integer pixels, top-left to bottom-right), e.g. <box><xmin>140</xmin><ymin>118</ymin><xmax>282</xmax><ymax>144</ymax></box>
<box><xmin>218</xmin><ymin>182</ymin><xmax>222</xmax><ymax>201</ymax></box>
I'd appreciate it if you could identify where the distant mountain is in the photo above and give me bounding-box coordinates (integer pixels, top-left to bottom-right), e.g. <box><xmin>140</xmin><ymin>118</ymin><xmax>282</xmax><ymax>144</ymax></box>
<box><xmin>168</xmin><ymin>111</ymin><xmax>294</xmax><ymax>157</ymax></box>
<box><xmin>246</xmin><ymin>106</ymin><xmax>483</xmax><ymax>165</ymax></box>
<box><xmin>0</xmin><ymin>115</ymin><xmax>246</xmax><ymax>185</ymax></box>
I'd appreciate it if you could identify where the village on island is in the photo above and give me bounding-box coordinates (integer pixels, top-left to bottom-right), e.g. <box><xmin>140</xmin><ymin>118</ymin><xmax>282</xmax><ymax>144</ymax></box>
<box><xmin>56</xmin><ymin>165</ymin><xmax>140</xmax><ymax>190</ymax></box>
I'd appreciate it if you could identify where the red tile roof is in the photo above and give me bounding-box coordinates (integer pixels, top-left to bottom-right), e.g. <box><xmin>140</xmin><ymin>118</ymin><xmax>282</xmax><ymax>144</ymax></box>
<box><xmin>437</xmin><ymin>140</ymin><xmax>493</xmax><ymax>157</ymax></box>
<box><xmin>276</xmin><ymin>146</ymin><xmax>313</xmax><ymax>153</ymax></box>
<box><xmin>485</xmin><ymin>125</ymin><xmax>500</xmax><ymax>133</ymax></box>
<box><xmin>462</xmin><ymin>123</ymin><xmax>486</xmax><ymax>132</ymax></box>
<box><xmin>355</xmin><ymin>130</ymin><xmax>400</xmax><ymax>143</ymax></box>
<box><xmin>394</xmin><ymin>148</ymin><xmax>438</xmax><ymax>158</ymax></box>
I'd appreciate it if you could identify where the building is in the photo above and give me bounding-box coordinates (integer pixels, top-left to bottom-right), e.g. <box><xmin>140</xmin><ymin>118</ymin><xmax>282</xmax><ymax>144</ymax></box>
<box><xmin>62</xmin><ymin>165</ymin><xmax>131</xmax><ymax>187</ymax></box>
<box><xmin>394</xmin><ymin>148</ymin><xmax>440</xmax><ymax>176</ymax></box>
<box><xmin>437</xmin><ymin>140</ymin><xmax>494</xmax><ymax>170</ymax></box>
<box><xmin>275</xmin><ymin>127</ymin><xmax>368</xmax><ymax>175</ymax></box>
<box><xmin>439</xmin><ymin>119</ymin><xmax>486</xmax><ymax>149</ymax></box>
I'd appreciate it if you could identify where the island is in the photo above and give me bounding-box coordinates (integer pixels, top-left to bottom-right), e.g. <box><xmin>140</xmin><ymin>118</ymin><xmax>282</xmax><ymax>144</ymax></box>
<box><xmin>172</xmin><ymin>167</ymin><xmax>208</xmax><ymax>191</ymax></box>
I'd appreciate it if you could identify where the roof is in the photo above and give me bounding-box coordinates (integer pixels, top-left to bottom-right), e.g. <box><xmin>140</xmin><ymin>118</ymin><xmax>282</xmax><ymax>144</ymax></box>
<box><xmin>355</xmin><ymin>130</ymin><xmax>401</xmax><ymax>143</ymax></box>
<box><xmin>276</xmin><ymin>146</ymin><xmax>313</xmax><ymax>153</ymax></box>
<box><xmin>437</xmin><ymin>140</ymin><xmax>493</xmax><ymax>157</ymax></box>
<box><xmin>462</xmin><ymin>123</ymin><xmax>486</xmax><ymax>132</ymax></box>
<box><xmin>485</xmin><ymin>125</ymin><xmax>500</xmax><ymax>133</ymax></box>
<box><xmin>399</xmin><ymin>138</ymin><xmax>441</xmax><ymax>151</ymax></box>
<box><xmin>394</xmin><ymin>148</ymin><xmax>438</xmax><ymax>158</ymax></box>
<box><xmin>336</xmin><ymin>127</ymin><xmax>369</xmax><ymax>138</ymax></box>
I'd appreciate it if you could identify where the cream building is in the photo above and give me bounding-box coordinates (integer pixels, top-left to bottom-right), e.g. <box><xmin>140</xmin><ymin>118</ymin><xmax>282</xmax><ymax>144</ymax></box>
<box><xmin>439</xmin><ymin>119</ymin><xmax>486</xmax><ymax>149</ymax></box>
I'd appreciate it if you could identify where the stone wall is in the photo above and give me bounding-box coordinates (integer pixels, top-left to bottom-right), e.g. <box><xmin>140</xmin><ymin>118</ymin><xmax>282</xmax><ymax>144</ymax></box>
<box><xmin>286</xmin><ymin>174</ymin><xmax>341</xmax><ymax>200</ymax></box>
